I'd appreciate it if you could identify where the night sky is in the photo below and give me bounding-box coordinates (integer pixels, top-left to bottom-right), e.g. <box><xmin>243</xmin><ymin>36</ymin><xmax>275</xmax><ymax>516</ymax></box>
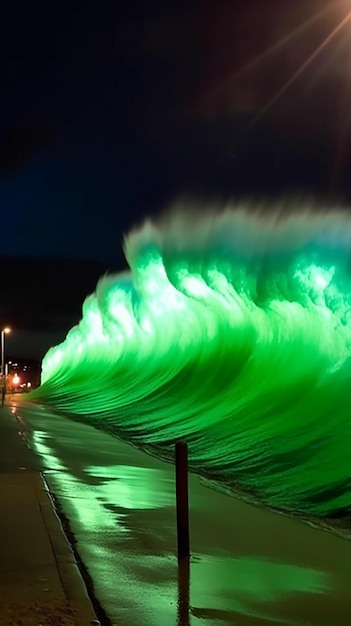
<box><xmin>1</xmin><ymin>0</ymin><xmax>351</xmax><ymax>357</ymax></box>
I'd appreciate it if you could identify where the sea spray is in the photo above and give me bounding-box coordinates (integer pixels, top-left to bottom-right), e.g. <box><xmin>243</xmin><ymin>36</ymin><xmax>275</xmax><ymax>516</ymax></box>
<box><xmin>31</xmin><ymin>203</ymin><xmax>351</xmax><ymax>527</ymax></box>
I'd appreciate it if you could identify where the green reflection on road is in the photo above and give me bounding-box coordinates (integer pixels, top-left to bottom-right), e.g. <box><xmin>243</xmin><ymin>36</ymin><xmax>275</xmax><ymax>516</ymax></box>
<box><xmin>86</xmin><ymin>464</ymin><xmax>174</xmax><ymax>510</ymax></box>
<box><xmin>189</xmin><ymin>554</ymin><xmax>331</xmax><ymax>625</ymax></box>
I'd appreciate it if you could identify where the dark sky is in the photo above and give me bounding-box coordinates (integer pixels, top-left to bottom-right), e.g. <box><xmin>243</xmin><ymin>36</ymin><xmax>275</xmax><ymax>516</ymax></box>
<box><xmin>2</xmin><ymin>0</ymin><xmax>351</xmax><ymax>355</ymax></box>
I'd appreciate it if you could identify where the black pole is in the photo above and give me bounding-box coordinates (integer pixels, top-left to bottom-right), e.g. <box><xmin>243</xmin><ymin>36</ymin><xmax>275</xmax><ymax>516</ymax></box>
<box><xmin>175</xmin><ymin>441</ymin><xmax>190</xmax><ymax>560</ymax></box>
<box><xmin>177</xmin><ymin>554</ymin><xmax>190</xmax><ymax>626</ymax></box>
<box><xmin>1</xmin><ymin>330</ymin><xmax>4</xmax><ymax>408</ymax></box>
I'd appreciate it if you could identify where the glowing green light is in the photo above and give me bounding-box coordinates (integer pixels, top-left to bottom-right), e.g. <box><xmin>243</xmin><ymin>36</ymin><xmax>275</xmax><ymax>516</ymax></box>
<box><xmin>31</xmin><ymin>209</ymin><xmax>351</xmax><ymax>526</ymax></box>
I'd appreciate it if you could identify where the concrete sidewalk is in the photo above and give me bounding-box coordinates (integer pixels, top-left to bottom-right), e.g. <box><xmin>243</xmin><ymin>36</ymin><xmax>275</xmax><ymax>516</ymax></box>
<box><xmin>0</xmin><ymin>405</ymin><xmax>99</xmax><ymax>626</ymax></box>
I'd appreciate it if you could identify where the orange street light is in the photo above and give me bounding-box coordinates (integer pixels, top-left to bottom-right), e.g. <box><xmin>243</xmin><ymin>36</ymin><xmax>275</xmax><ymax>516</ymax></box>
<box><xmin>12</xmin><ymin>374</ymin><xmax>20</xmax><ymax>387</ymax></box>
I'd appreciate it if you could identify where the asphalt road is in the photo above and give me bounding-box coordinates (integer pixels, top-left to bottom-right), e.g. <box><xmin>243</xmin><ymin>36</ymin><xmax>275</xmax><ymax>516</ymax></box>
<box><xmin>4</xmin><ymin>395</ymin><xmax>351</xmax><ymax>626</ymax></box>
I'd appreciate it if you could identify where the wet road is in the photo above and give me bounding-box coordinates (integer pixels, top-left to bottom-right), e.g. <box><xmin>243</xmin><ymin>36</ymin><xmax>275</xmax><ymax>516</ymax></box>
<box><xmin>8</xmin><ymin>396</ymin><xmax>351</xmax><ymax>626</ymax></box>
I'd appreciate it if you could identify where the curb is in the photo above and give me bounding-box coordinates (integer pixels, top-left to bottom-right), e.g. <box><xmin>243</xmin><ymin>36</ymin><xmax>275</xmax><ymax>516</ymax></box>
<box><xmin>34</xmin><ymin>473</ymin><xmax>101</xmax><ymax>626</ymax></box>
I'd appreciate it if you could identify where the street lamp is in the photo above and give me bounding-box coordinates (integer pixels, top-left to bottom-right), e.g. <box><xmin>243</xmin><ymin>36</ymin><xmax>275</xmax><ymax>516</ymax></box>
<box><xmin>1</xmin><ymin>327</ymin><xmax>11</xmax><ymax>394</ymax></box>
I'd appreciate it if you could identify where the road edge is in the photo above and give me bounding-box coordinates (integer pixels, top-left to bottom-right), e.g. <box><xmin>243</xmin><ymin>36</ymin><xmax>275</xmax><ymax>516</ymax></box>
<box><xmin>34</xmin><ymin>472</ymin><xmax>102</xmax><ymax>626</ymax></box>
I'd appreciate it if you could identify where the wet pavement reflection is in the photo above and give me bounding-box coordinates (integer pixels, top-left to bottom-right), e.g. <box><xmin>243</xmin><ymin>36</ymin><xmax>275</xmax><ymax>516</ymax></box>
<box><xmin>9</xmin><ymin>398</ymin><xmax>351</xmax><ymax>625</ymax></box>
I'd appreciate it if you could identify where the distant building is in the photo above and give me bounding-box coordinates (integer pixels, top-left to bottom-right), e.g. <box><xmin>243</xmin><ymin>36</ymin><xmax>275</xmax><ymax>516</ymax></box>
<box><xmin>6</xmin><ymin>358</ymin><xmax>41</xmax><ymax>392</ymax></box>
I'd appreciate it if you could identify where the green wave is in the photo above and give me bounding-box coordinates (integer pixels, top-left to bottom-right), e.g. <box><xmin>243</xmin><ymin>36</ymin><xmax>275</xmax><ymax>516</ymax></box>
<box><xmin>31</xmin><ymin>206</ymin><xmax>351</xmax><ymax>526</ymax></box>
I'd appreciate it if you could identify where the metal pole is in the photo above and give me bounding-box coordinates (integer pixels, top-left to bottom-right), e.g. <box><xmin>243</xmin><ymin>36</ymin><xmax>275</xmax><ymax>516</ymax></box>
<box><xmin>1</xmin><ymin>331</ymin><xmax>4</xmax><ymax>407</ymax></box>
<box><xmin>177</xmin><ymin>555</ymin><xmax>190</xmax><ymax>626</ymax></box>
<box><xmin>175</xmin><ymin>441</ymin><xmax>190</xmax><ymax>560</ymax></box>
<box><xmin>1</xmin><ymin>330</ymin><xmax>4</xmax><ymax>379</ymax></box>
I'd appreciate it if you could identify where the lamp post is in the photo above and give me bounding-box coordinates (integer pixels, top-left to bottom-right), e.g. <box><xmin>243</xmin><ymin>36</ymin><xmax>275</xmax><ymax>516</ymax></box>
<box><xmin>1</xmin><ymin>327</ymin><xmax>11</xmax><ymax>397</ymax></box>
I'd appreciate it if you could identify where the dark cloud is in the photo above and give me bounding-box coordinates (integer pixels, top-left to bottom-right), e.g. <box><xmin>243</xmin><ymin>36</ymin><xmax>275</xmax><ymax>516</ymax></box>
<box><xmin>0</xmin><ymin>126</ymin><xmax>58</xmax><ymax>173</ymax></box>
<box><xmin>1</xmin><ymin>0</ymin><xmax>351</xmax><ymax>265</ymax></box>
<box><xmin>0</xmin><ymin>256</ymin><xmax>114</xmax><ymax>333</ymax></box>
